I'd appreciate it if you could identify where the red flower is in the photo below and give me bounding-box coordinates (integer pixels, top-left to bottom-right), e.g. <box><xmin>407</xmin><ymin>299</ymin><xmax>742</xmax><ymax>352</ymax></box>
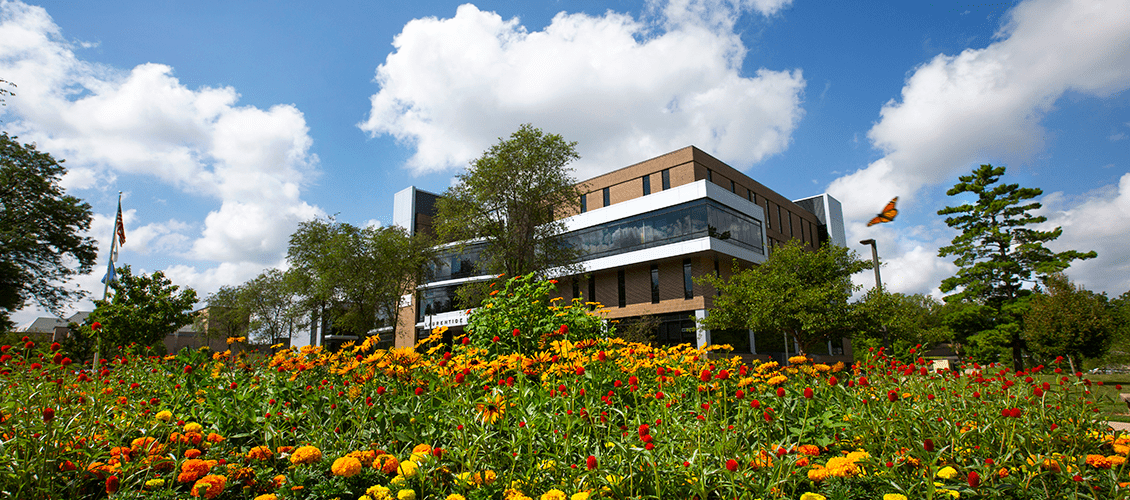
<box><xmin>776</xmin><ymin>387</ymin><xmax>786</xmax><ymax>397</ymax></box>
<box><xmin>1009</xmin><ymin>408</ymin><xmax>1022</xmax><ymax>418</ymax></box>
<box><xmin>91</xmin><ymin>322</ymin><xmax>102</xmax><ymax>331</ymax></box>
<box><xmin>725</xmin><ymin>459</ymin><xmax>738</xmax><ymax>472</ymax></box>
<box><xmin>1073</xmin><ymin>474</ymin><xmax>1083</xmax><ymax>482</ymax></box>
<box><xmin>763</xmin><ymin>411</ymin><xmax>773</xmax><ymax>422</ymax></box>
<box><xmin>42</xmin><ymin>407</ymin><xmax>55</xmax><ymax>423</ymax></box>
<box><xmin>735</xmin><ymin>389</ymin><xmax>745</xmax><ymax>399</ymax></box>
<box><xmin>575</xmin><ymin>366</ymin><xmax>585</xmax><ymax>376</ymax></box>
<box><xmin>644</xmin><ymin>442</ymin><xmax>654</xmax><ymax>451</ymax></box>
<box><xmin>887</xmin><ymin>390</ymin><xmax>898</xmax><ymax>402</ymax></box>
<box><xmin>24</xmin><ymin>341</ymin><xmax>34</xmax><ymax>349</ymax></box>
<box><xmin>655</xmin><ymin>391</ymin><xmax>664</xmax><ymax>399</ymax></box>
<box><xmin>377</xmin><ymin>386</ymin><xmax>387</xmax><ymax>395</ymax></box>
<box><xmin>462</xmin><ymin>337</ymin><xmax>470</xmax><ymax>345</ymax></box>
<box><xmin>598</xmin><ymin>351</ymin><xmax>607</xmax><ymax>361</ymax></box>
<box><xmin>105</xmin><ymin>475</ymin><xmax>120</xmax><ymax>494</ymax></box>
<box><xmin>558</xmin><ymin>324</ymin><xmax>568</xmax><ymax>335</ymax></box>
<box><xmin>924</xmin><ymin>439</ymin><xmax>934</xmax><ymax>452</ymax></box>
<box><xmin>414</xmin><ymin>387</ymin><xmax>424</xmax><ymax>396</ymax></box>
<box><xmin>828</xmin><ymin>376</ymin><xmax>838</xmax><ymax>386</ymax></box>
<box><xmin>968</xmin><ymin>471</ymin><xmax>981</xmax><ymax>488</ymax></box>
<box><xmin>700</xmin><ymin>369</ymin><xmax>712</xmax><ymax>382</ymax></box>
<box><xmin>586</xmin><ymin>455</ymin><xmax>598</xmax><ymax>470</ymax></box>
<box><xmin>716</xmin><ymin>369</ymin><xmax>730</xmax><ymax>380</ymax></box>
<box><xmin>638</xmin><ymin>424</ymin><xmax>650</xmax><ymax>437</ymax></box>
<box><xmin>513</xmin><ymin>328</ymin><xmax>520</xmax><ymax>337</ymax></box>
<box><xmin>50</xmin><ymin>342</ymin><xmax>61</xmax><ymax>352</ymax></box>
<box><xmin>491</xmin><ymin>336</ymin><xmax>500</xmax><ymax>343</ymax></box>
<box><xmin>803</xmin><ymin>387</ymin><xmax>814</xmax><ymax>399</ymax></box>
<box><xmin>184</xmin><ymin>365</ymin><xmax>193</xmax><ymax>374</ymax></box>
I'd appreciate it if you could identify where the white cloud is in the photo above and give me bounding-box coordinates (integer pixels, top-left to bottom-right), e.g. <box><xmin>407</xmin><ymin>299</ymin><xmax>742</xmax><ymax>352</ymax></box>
<box><xmin>1110</xmin><ymin>132</ymin><xmax>1127</xmax><ymax>142</ymax></box>
<box><xmin>827</xmin><ymin>0</ymin><xmax>1130</xmax><ymax>298</ymax></box>
<box><xmin>0</xmin><ymin>1</ymin><xmax>321</xmax><ymax>268</ymax></box>
<box><xmin>359</xmin><ymin>2</ymin><xmax>805</xmax><ymax>180</ymax></box>
<box><xmin>1040</xmin><ymin>174</ymin><xmax>1130</xmax><ymax>295</ymax></box>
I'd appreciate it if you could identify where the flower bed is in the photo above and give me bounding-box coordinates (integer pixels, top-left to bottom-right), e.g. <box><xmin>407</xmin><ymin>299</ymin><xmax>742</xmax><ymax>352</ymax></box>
<box><xmin>1</xmin><ymin>333</ymin><xmax>1126</xmax><ymax>499</ymax></box>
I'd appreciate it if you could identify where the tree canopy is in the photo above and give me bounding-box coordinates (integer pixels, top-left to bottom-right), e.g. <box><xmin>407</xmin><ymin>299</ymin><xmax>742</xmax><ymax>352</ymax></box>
<box><xmin>853</xmin><ymin>289</ymin><xmax>952</xmax><ymax>362</ymax></box>
<box><xmin>937</xmin><ymin>164</ymin><xmax>1096</xmax><ymax>370</ymax></box>
<box><xmin>287</xmin><ymin>218</ymin><xmax>433</xmax><ymax>340</ymax></box>
<box><xmin>433</xmin><ymin>124</ymin><xmax>582</xmax><ymax>281</ymax></box>
<box><xmin>0</xmin><ymin>132</ymin><xmax>97</xmax><ymax>329</ymax></box>
<box><xmin>699</xmin><ymin>240</ymin><xmax>871</xmax><ymax>355</ymax></box>
<box><xmin>87</xmin><ymin>265</ymin><xmax>198</xmax><ymax>351</ymax></box>
<box><xmin>1023</xmin><ymin>273</ymin><xmax>1115</xmax><ymax>370</ymax></box>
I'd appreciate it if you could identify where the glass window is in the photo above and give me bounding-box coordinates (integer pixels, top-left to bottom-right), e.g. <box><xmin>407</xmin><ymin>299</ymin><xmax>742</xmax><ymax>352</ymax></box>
<box><xmin>603</xmin><ymin>187</ymin><xmax>610</xmax><ymax>207</ymax></box>
<box><xmin>730</xmin><ymin>180</ymin><xmax>736</xmax><ymax>193</ymax></box>
<box><xmin>707</xmin><ymin>169</ymin><xmax>713</xmax><ymax>182</ymax></box>
<box><xmin>662</xmin><ymin>169</ymin><xmax>670</xmax><ymax>190</ymax></box>
<box><xmin>777</xmin><ymin>205</ymin><xmax>783</xmax><ymax>232</ymax></box>
<box><xmin>617</xmin><ymin>269</ymin><xmax>626</xmax><ymax>308</ymax></box>
<box><xmin>765</xmin><ymin>202</ymin><xmax>772</xmax><ymax>229</ymax></box>
<box><xmin>642</xmin><ymin>175</ymin><xmax>651</xmax><ymax>195</ymax></box>
<box><xmin>572</xmin><ymin>279</ymin><xmax>580</xmax><ymax>299</ymax></box>
<box><xmin>588</xmin><ymin>275</ymin><xmax>596</xmax><ymax>305</ymax></box>
<box><xmin>561</xmin><ymin>199</ymin><xmax>763</xmax><ymax>260</ymax></box>
<box><xmin>650</xmin><ymin>264</ymin><xmax>660</xmax><ymax>304</ymax></box>
<box><xmin>748</xmin><ymin>189</ymin><xmax>756</xmax><ymax>203</ymax></box>
<box><xmin>580</xmin><ymin>194</ymin><xmax>587</xmax><ymax>213</ymax></box>
<box><xmin>683</xmin><ymin>259</ymin><xmax>693</xmax><ymax>299</ymax></box>
<box><xmin>787</xmin><ymin>210</ymin><xmax>794</xmax><ymax>237</ymax></box>
<box><xmin>417</xmin><ymin>284</ymin><xmax>467</xmax><ymax>321</ymax></box>
<box><xmin>426</xmin><ymin>243</ymin><xmax>486</xmax><ymax>282</ymax></box>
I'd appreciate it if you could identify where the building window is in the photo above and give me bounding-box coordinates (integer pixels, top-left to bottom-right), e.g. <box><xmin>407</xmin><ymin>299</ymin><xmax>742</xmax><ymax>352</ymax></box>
<box><xmin>748</xmin><ymin>189</ymin><xmax>755</xmax><ymax>203</ymax></box>
<box><xmin>588</xmin><ymin>275</ymin><xmax>596</xmax><ymax>305</ymax></box>
<box><xmin>788</xmin><ymin>210</ymin><xmax>794</xmax><ymax>237</ymax></box>
<box><xmin>580</xmin><ymin>194</ymin><xmax>587</xmax><ymax>213</ymax></box>
<box><xmin>707</xmin><ymin>169</ymin><xmax>713</xmax><ymax>182</ymax></box>
<box><xmin>765</xmin><ymin>202</ymin><xmax>773</xmax><ymax>229</ymax></box>
<box><xmin>642</xmin><ymin>175</ymin><xmax>651</xmax><ymax>195</ymax></box>
<box><xmin>572</xmin><ymin>279</ymin><xmax>580</xmax><ymax>299</ymax></box>
<box><xmin>617</xmin><ymin>269</ymin><xmax>626</xmax><ymax>308</ymax></box>
<box><xmin>661</xmin><ymin>169</ymin><xmax>671</xmax><ymax>190</ymax></box>
<box><xmin>683</xmin><ymin>259</ymin><xmax>693</xmax><ymax>299</ymax></box>
<box><xmin>730</xmin><ymin>180</ymin><xmax>736</xmax><ymax>193</ymax></box>
<box><xmin>650</xmin><ymin>264</ymin><xmax>660</xmax><ymax>304</ymax></box>
<box><xmin>777</xmin><ymin>205</ymin><xmax>783</xmax><ymax>233</ymax></box>
<box><xmin>603</xmin><ymin>187</ymin><xmax>611</xmax><ymax>208</ymax></box>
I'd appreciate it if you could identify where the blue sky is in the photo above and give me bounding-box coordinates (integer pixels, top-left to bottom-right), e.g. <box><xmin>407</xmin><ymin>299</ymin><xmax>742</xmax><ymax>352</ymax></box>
<box><xmin>3</xmin><ymin>0</ymin><xmax>1128</xmax><ymax>326</ymax></box>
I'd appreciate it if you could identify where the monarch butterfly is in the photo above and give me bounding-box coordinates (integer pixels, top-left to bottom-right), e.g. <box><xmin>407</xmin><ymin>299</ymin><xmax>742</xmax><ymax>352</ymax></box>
<box><xmin>866</xmin><ymin>197</ymin><xmax>898</xmax><ymax>227</ymax></box>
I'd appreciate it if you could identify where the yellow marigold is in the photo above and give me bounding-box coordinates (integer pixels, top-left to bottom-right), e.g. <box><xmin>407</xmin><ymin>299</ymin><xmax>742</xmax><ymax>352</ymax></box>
<box><xmin>347</xmin><ymin>449</ymin><xmax>377</xmax><ymax>467</ymax></box>
<box><xmin>937</xmin><ymin>489</ymin><xmax>959</xmax><ymax>499</ymax></box>
<box><xmin>541</xmin><ymin>490</ymin><xmax>567</xmax><ymax>500</ymax></box>
<box><xmin>472</xmin><ymin>469</ymin><xmax>497</xmax><ymax>485</ymax></box>
<box><xmin>813</xmin><ymin>363</ymin><xmax>831</xmax><ymax>372</ymax></box>
<box><xmin>537</xmin><ymin>459</ymin><xmax>557</xmax><ymax>470</ymax></box>
<box><xmin>155</xmin><ymin>410</ymin><xmax>173</xmax><ymax>422</ymax></box>
<box><xmin>398</xmin><ymin>460</ymin><xmax>419</xmax><ymax>478</ymax></box>
<box><xmin>788</xmin><ymin>355</ymin><xmax>808</xmax><ymax>365</ymax></box>
<box><xmin>846</xmin><ymin>450</ymin><xmax>870</xmax><ymax>462</ymax></box>
<box><xmin>290</xmin><ymin>446</ymin><xmax>322</xmax><ymax>465</ymax></box>
<box><xmin>183</xmin><ymin>422</ymin><xmax>203</xmax><ymax>433</ymax></box>
<box><xmin>375</xmin><ymin>454</ymin><xmax>400</xmax><ymax>474</ymax></box>
<box><xmin>799</xmin><ymin>493</ymin><xmax>826</xmax><ymax>500</ymax></box>
<box><xmin>445</xmin><ymin>495</ymin><xmax>467</xmax><ymax>500</ymax></box>
<box><xmin>190</xmin><ymin>474</ymin><xmax>227</xmax><ymax>499</ymax></box>
<box><xmin>366</xmin><ymin>485</ymin><xmax>392</xmax><ymax>499</ymax></box>
<box><xmin>936</xmin><ymin>466</ymin><xmax>959</xmax><ymax>479</ymax></box>
<box><xmin>571</xmin><ymin>492</ymin><xmax>591</xmax><ymax>500</ymax></box>
<box><xmin>767</xmin><ymin>375</ymin><xmax>788</xmax><ymax>386</ymax></box>
<box><xmin>755</xmin><ymin>361</ymin><xmax>780</xmax><ymax>373</ymax></box>
<box><xmin>398</xmin><ymin>490</ymin><xmax>416</xmax><ymax>500</ymax></box>
<box><xmin>884</xmin><ymin>495</ymin><xmax>908</xmax><ymax>500</ymax></box>
<box><xmin>247</xmin><ymin>446</ymin><xmax>274</xmax><ymax>460</ymax></box>
<box><xmin>997</xmin><ymin>468</ymin><xmax>1010</xmax><ymax>478</ymax></box>
<box><xmin>144</xmin><ymin>478</ymin><xmax>165</xmax><ymax>489</ymax></box>
<box><xmin>1086</xmin><ymin>454</ymin><xmax>1112</xmax><ymax>469</ymax></box>
<box><xmin>412</xmin><ymin>444</ymin><xmax>433</xmax><ymax>455</ymax></box>
<box><xmin>1109</xmin><ymin>455</ymin><xmax>1127</xmax><ymax>467</ymax></box>
<box><xmin>825</xmin><ymin>456</ymin><xmax>861</xmax><ymax>478</ymax></box>
<box><xmin>332</xmin><ymin>456</ymin><xmax>363</xmax><ymax>477</ymax></box>
<box><xmin>253</xmin><ymin>495</ymin><xmax>277</xmax><ymax>500</ymax></box>
<box><xmin>807</xmin><ymin>465</ymin><xmax>829</xmax><ymax>482</ymax></box>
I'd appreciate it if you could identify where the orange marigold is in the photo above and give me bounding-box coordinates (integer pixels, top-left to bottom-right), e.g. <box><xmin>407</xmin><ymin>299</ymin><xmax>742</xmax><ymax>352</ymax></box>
<box><xmin>1086</xmin><ymin>454</ymin><xmax>1112</xmax><ymax>469</ymax></box>
<box><xmin>797</xmin><ymin>445</ymin><xmax>820</xmax><ymax>456</ymax></box>
<box><xmin>206</xmin><ymin>432</ymin><xmax>225</xmax><ymax>444</ymax></box>
<box><xmin>131</xmin><ymin>436</ymin><xmax>161</xmax><ymax>455</ymax></box>
<box><xmin>374</xmin><ymin>454</ymin><xmax>400</xmax><ymax>474</ymax></box>
<box><xmin>290</xmin><ymin>445</ymin><xmax>322</xmax><ymax>465</ymax></box>
<box><xmin>191</xmin><ymin>474</ymin><xmax>227</xmax><ymax>499</ymax></box>
<box><xmin>109</xmin><ymin>446</ymin><xmax>132</xmax><ymax>463</ymax></box>
<box><xmin>331</xmin><ymin>456</ymin><xmax>363</xmax><ymax>477</ymax></box>
<box><xmin>178</xmin><ymin>459</ymin><xmax>215</xmax><ymax>483</ymax></box>
<box><xmin>247</xmin><ymin>446</ymin><xmax>274</xmax><ymax>461</ymax></box>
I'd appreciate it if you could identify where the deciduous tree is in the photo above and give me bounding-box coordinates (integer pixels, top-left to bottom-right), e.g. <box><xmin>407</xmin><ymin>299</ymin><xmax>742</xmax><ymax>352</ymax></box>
<box><xmin>853</xmin><ymin>290</ymin><xmax>952</xmax><ymax>363</ymax></box>
<box><xmin>1024</xmin><ymin>273</ymin><xmax>1115</xmax><ymax>370</ymax></box>
<box><xmin>699</xmin><ymin>240</ymin><xmax>870</xmax><ymax>356</ymax></box>
<box><xmin>433</xmin><ymin>124</ymin><xmax>583</xmax><ymax>288</ymax></box>
<box><xmin>0</xmin><ymin>132</ymin><xmax>97</xmax><ymax>330</ymax></box>
<box><xmin>86</xmin><ymin>265</ymin><xmax>198</xmax><ymax>351</ymax></box>
<box><xmin>937</xmin><ymin>164</ymin><xmax>1096</xmax><ymax>370</ymax></box>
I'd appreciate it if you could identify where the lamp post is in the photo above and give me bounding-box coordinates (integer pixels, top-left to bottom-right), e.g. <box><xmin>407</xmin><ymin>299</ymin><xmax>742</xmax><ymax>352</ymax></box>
<box><xmin>859</xmin><ymin>239</ymin><xmax>888</xmax><ymax>348</ymax></box>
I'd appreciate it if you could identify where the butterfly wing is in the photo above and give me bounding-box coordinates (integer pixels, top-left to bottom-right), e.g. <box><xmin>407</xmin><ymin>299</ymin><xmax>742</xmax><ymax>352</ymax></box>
<box><xmin>866</xmin><ymin>197</ymin><xmax>899</xmax><ymax>227</ymax></box>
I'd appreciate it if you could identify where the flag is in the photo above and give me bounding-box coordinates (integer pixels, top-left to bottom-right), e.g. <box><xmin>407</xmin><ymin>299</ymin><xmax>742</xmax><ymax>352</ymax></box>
<box><xmin>115</xmin><ymin>199</ymin><xmax>126</xmax><ymax>246</ymax></box>
<box><xmin>101</xmin><ymin>260</ymin><xmax>116</xmax><ymax>285</ymax></box>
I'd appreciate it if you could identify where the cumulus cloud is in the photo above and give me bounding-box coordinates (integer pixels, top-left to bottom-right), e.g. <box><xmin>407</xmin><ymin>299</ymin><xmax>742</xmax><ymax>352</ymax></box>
<box><xmin>359</xmin><ymin>1</ymin><xmax>805</xmax><ymax>179</ymax></box>
<box><xmin>827</xmin><ymin>0</ymin><xmax>1130</xmax><ymax>297</ymax></box>
<box><xmin>1040</xmin><ymin>173</ymin><xmax>1130</xmax><ymax>295</ymax></box>
<box><xmin>0</xmin><ymin>1</ymin><xmax>321</xmax><ymax>271</ymax></box>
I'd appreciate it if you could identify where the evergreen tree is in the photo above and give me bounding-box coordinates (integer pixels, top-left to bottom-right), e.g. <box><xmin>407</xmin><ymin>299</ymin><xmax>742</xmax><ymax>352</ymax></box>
<box><xmin>937</xmin><ymin>164</ymin><xmax>1095</xmax><ymax>370</ymax></box>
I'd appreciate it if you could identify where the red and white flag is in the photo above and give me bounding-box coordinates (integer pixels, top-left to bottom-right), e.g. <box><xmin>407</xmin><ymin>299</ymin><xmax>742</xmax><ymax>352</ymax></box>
<box><xmin>115</xmin><ymin>199</ymin><xmax>126</xmax><ymax>246</ymax></box>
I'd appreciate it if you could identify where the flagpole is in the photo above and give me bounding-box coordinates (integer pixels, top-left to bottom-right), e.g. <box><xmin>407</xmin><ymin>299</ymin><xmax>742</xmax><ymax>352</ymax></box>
<box><xmin>93</xmin><ymin>192</ymin><xmax>122</xmax><ymax>369</ymax></box>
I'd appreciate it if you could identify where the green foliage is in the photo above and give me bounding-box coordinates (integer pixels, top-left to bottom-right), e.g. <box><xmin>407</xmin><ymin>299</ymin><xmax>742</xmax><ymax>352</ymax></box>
<box><xmin>434</xmin><ymin>124</ymin><xmax>583</xmax><ymax>280</ymax></box>
<box><xmin>466</xmin><ymin>273</ymin><xmax>608</xmax><ymax>355</ymax></box>
<box><xmin>287</xmin><ymin>217</ymin><xmax>434</xmax><ymax>339</ymax></box>
<box><xmin>937</xmin><ymin>164</ymin><xmax>1096</xmax><ymax>370</ymax></box>
<box><xmin>1024</xmin><ymin>273</ymin><xmax>1115</xmax><ymax>368</ymax></box>
<box><xmin>198</xmin><ymin>284</ymin><xmax>250</xmax><ymax>341</ymax></box>
<box><xmin>86</xmin><ymin>265</ymin><xmax>198</xmax><ymax>351</ymax></box>
<box><xmin>0</xmin><ymin>132</ymin><xmax>97</xmax><ymax>330</ymax></box>
<box><xmin>242</xmin><ymin>268</ymin><xmax>302</xmax><ymax>344</ymax></box>
<box><xmin>1105</xmin><ymin>291</ymin><xmax>1130</xmax><ymax>366</ymax></box>
<box><xmin>699</xmin><ymin>240</ymin><xmax>870</xmax><ymax>355</ymax></box>
<box><xmin>853</xmin><ymin>289</ymin><xmax>952</xmax><ymax>362</ymax></box>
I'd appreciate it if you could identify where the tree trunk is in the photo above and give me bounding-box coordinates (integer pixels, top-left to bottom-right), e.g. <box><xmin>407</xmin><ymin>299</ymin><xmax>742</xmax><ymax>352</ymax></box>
<box><xmin>1011</xmin><ymin>330</ymin><xmax>1025</xmax><ymax>372</ymax></box>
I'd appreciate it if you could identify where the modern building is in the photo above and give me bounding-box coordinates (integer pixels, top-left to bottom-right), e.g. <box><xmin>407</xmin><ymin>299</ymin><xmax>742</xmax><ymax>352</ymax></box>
<box><xmin>394</xmin><ymin>146</ymin><xmax>848</xmax><ymax>362</ymax></box>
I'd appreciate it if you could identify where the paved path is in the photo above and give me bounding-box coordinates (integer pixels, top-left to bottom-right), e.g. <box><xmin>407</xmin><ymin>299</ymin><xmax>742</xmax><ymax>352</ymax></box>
<box><xmin>1109</xmin><ymin>421</ymin><xmax>1130</xmax><ymax>431</ymax></box>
